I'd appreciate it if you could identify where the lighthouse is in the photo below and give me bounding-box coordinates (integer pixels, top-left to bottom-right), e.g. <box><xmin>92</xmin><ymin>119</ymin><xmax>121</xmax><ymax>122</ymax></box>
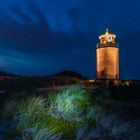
<box><xmin>96</xmin><ymin>28</ymin><xmax>119</xmax><ymax>83</ymax></box>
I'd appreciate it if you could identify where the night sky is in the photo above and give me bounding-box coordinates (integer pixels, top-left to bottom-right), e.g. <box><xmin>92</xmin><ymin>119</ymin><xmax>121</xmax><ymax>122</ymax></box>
<box><xmin>0</xmin><ymin>0</ymin><xmax>140</xmax><ymax>79</ymax></box>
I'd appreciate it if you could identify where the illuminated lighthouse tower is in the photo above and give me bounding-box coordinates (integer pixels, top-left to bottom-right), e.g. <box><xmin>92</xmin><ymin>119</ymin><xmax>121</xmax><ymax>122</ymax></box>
<box><xmin>96</xmin><ymin>28</ymin><xmax>119</xmax><ymax>82</ymax></box>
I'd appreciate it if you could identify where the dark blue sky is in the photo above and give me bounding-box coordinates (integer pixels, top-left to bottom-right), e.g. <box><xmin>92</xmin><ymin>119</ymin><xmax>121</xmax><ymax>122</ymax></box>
<box><xmin>0</xmin><ymin>0</ymin><xmax>140</xmax><ymax>79</ymax></box>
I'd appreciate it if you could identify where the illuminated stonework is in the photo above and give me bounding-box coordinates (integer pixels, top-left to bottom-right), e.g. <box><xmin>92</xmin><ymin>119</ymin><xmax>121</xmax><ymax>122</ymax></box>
<box><xmin>96</xmin><ymin>28</ymin><xmax>119</xmax><ymax>80</ymax></box>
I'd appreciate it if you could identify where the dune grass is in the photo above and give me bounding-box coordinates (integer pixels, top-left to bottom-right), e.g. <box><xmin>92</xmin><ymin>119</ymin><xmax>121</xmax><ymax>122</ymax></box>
<box><xmin>15</xmin><ymin>85</ymin><xmax>91</xmax><ymax>139</ymax></box>
<box><xmin>2</xmin><ymin>85</ymin><xmax>137</xmax><ymax>140</ymax></box>
<box><xmin>47</xmin><ymin>85</ymin><xmax>90</xmax><ymax>121</ymax></box>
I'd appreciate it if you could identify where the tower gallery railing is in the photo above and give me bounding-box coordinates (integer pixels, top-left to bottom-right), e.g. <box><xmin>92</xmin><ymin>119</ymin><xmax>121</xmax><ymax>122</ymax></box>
<box><xmin>96</xmin><ymin>43</ymin><xmax>119</xmax><ymax>48</ymax></box>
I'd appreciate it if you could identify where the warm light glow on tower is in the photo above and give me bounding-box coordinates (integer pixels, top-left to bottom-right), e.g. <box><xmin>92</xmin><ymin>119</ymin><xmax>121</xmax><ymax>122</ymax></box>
<box><xmin>96</xmin><ymin>28</ymin><xmax>119</xmax><ymax>80</ymax></box>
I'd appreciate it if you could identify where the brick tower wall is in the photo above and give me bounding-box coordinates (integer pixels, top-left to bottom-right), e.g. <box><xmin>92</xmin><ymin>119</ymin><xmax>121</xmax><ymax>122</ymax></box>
<box><xmin>96</xmin><ymin>47</ymin><xmax>119</xmax><ymax>80</ymax></box>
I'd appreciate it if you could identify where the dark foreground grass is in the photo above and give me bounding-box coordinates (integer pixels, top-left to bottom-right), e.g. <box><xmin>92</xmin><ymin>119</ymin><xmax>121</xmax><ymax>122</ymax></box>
<box><xmin>0</xmin><ymin>85</ymin><xmax>140</xmax><ymax>140</ymax></box>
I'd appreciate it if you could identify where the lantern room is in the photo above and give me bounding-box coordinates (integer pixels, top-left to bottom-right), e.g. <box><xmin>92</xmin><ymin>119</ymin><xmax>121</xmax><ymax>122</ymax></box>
<box><xmin>99</xmin><ymin>28</ymin><xmax>116</xmax><ymax>45</ymax></box>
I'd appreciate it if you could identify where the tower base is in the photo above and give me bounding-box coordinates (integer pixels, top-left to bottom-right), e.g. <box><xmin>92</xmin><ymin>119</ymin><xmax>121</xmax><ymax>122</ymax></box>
<box><xmin>96</xmin><ymin>79</ymin><xmax>121</xmax><ymax>87</ymax></box>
